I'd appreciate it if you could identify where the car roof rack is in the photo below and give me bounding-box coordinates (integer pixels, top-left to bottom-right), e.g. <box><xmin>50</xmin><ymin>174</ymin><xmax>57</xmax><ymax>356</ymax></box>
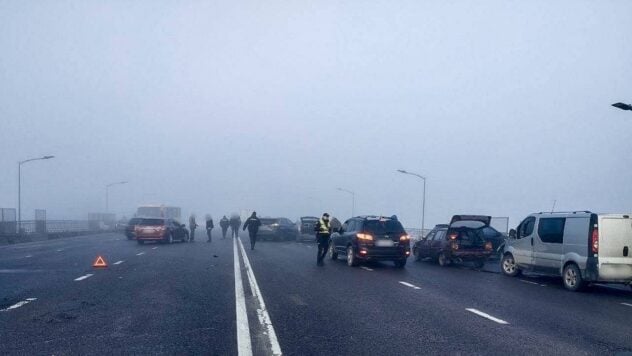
<box><xmin>536</xmin><ymin>211</ymin><xmax>592</xmax><ymax>215</ymax></box>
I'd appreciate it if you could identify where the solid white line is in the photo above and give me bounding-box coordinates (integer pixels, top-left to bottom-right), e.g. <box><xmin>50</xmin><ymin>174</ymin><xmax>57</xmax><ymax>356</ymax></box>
<box><xmin>0</xmin><ymin>298</ymin><xmax>37</xmax><ymax>312</ymax></box>
<box><xmin>136</xmin><ymin>252</ymin><xmax>145</xmax><ymax>256</ymax></box>
<box><xmin>233</xmin><ymin>237</ymin><xmax>253</xmax><ymax>356</ymax></box>
<box><xmin>238</xmin><ymin>237</ymin><xmax>283</xmax><ymax>356</ymax></box>
<box><xmin>519</xmin><ymin>279</ymin><xmax>545</xmax><ymax>286</ymax></box>
<box><xmin>399</xmin><ymin>281</ymin><xmax>421</xmax><ymax>290</ymax></box>
<box><xmin>74</xmin><ymin>274</ymin><xmax>94</xmax><ymax>281</ymax></box>
<box><xmin>152</xmin><ymin>247</ymin><xmax>158</xmax><ymax>250</ymax></box>
<box><xmin>361</xmin><ymin>266</ymin><xmax>374</xmax><ymax>271</ymax></box>
<box><xmin>466</xmin><ymin>308</ymin><xmax>509</xmax><ymax>325</ymax></box>
<box><xmin>113</xmin><ymin>260</ymin><xmax>124</xmax><ymax>265</ymax></box>
<box><xmin>621</xmin><ymin>303</ymin><xmax>632</xmax><ymax>308</ymax></box>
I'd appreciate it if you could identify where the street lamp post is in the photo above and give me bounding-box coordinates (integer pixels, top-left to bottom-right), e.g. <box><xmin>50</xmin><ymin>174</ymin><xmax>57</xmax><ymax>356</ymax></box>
<box><xmin>336</xmin><ymin>187</ymin><xmax>355</xmax><ymax>217</ymax></box>
<box><xmin>397</xmin><ymin>169</ymin><xmax>427</xmax><ymax>237</ymax></box>
<box><xmin>105</xmin><ymin>181</ymin><xmax>128</xmax><ymax>213</ymax></box>
<box><xmin>18</xmin><ymin>155</ymin><xmax>55</xmax><ymax>234</ymax></box>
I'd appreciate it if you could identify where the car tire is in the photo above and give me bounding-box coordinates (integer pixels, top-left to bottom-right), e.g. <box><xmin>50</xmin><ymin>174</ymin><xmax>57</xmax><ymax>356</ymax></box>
<box><xmin>438</xmin><ymin>252</ymin><xmax>451</xmax><ymax>267</ymax></box>
<box><xmin>473</xmin><ymin>259</ymin><xmax>486</xmax><ymax>269</ymax></box>
<box><xmin>501</xmin><ymin>253</ymin><xmax>521</xmax><ymax>277</ymax></box>
<box><xmin>563</xmin><ymin>263</ymin><xmax>585</xmax><ymax>292</ymax></box>
<box><xmin>394</xmin><ymin>259</ymin><xmax>407</xmax><ymax>268</ymax></box>
<box><xmin>330</xmin><ymin>243</ymin><xmax>338</xmax><ymax>260</ymax></box>
<box><xmin>347</xmin><ymin>246</ymin><xmax>358</xmax><ymax>267</ymax></box>
<box><xmin>137</xmin><ymin>240</ymin><xmax>144</xmax><ymax>245</ymax></box>
<box><xmin>413</xmin><ymin>247</ymin><xmax>421</xmax><ymax>261</ymax></box>
<box><xmin>164</xmin><ymin>233</ymin><xmax>173</xmax><ymax>245</ymax></box>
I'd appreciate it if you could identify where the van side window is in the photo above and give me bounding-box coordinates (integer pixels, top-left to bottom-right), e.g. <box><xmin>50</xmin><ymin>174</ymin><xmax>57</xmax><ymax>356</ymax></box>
<box><xmin>518</xmin><ymin>217</ymin><xmax>536</xmax><ymax>239</ymax></box>
<box><xmin>538</xmin><ymin>218</ymin><xmax>565</xmax><ymax>244</ymax></box>
<box><xmin>434</xmin><ymin>230</ymin><xmax>446</xmax><ymax>241</ymax></box>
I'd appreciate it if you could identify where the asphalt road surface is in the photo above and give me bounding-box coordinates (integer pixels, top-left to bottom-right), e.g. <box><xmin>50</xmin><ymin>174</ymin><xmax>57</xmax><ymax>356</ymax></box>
<box><xmin>2</xmin><ymin>231</ymin><xmax>632</xmax><ymax>355</ymax></box>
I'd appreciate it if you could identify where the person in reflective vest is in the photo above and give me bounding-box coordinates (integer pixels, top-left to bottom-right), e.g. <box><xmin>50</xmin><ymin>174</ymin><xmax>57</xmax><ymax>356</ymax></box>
<box><xmin>314</xmin><ymin>213</ymin><xmax>332</xmax><ymax>266</ymax></box>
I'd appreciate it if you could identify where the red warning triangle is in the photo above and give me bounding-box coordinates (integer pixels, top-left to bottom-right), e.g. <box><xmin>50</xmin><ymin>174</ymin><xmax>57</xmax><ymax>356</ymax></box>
<box><xmin>93</xmin><ymin>255</ymin><xmax>108</xmax><ymax>268</ymax></box>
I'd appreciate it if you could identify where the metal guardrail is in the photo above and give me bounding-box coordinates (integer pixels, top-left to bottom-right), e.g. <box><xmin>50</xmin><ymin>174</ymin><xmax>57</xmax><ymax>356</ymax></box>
<box><xmin>0</xmin><ymin>220</ymin><xmax>116</xmax><ymax>240</ymax></box>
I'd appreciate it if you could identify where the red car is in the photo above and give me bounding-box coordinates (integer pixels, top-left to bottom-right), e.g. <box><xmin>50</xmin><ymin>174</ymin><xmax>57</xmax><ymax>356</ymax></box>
<box><xmin>135</xmin><ymin>218</ymin><xmax>189</xmax><ymax>244</ymax></box>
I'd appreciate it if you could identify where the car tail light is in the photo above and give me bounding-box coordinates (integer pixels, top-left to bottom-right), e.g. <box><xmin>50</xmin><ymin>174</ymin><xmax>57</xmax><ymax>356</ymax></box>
<box><xmin>356</xmin><ymin>233</ymin><xmax>373</xmax><ymax>241</ymax></box>
<box><xmin>591</xmin><ymin>225</ymin><xmax>599</xmax><ymax>254</ymax></box>
<box><xmin>485</xmin><ymin>241</ymin><xmax>493</xmax><ymax>251</ymax></box>
<box><xmin>449</xmin><ymin>233</ymin><xmax>458</xmax><ymax>240</ymax></box>
<box><xmin>399</xmin><ymin>235</ymin><xmax>410</xmax><ymax>242</ymax></box>
<box><xmin>451</xmin><ymin>241</ymin><xmax>459</xmax><ymax>250</ymax></box>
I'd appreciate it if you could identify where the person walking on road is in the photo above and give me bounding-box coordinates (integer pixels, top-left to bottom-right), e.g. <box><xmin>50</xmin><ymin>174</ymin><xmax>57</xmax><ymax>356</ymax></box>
<box><xmin>205</xmin><ymin>214</ymin><xmax>214</xmax><ymax>242</ymax></box>
<box><xmin>189</xmin><ymin>214</ymin><xmax>199</xmax><ymax>242</ymax></box>
<box><xmin>229</xmin><ymin>214</ymin><xmax>241</xmax><ymax>239</ymax></box>
<box><xmin>314</xmin><ymin>213</ymin><xmax>332</xmax><ymax>266</ymax></box>
<box><xmin>220</xmin><ymin>215</ymin><xmax>230</xmax><ymax>239</ymax></box>
<box><xmin>243</xmin><ymin>211</ymin><xmax>262</xmax><ymax>250</ymax></box>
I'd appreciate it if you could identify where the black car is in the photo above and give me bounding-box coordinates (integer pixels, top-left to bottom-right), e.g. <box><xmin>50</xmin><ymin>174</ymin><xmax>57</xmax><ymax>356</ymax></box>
<box><xmin>258</xmin><ymin>218</ymin><xmax>298</xmax><ymax>241</ymax></box>
<box><xmin>297</xmin><ymin>216</ymin><xmax>319</xmax><ymax>241</ymax></box>
<box><xmin>125</xmin><ymin>217</ymin><xmax>143</xmax><ymax>240</ymax></box>
<box><xmin>412</xmin><ymin>215</ymin><xmax>494</xmax><ymax>267</ymax></box>
<box><xmin>329</xmin><ymin>215</ymin><xmax>411</xmax><ymax>268</ymax></box>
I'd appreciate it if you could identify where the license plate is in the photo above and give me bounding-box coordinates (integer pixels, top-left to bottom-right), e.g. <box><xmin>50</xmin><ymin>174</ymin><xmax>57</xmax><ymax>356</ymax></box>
<box><xmin>376</xmin><ymin>239</ymin><xmax>394</xmax><ymax>247</ymax></box>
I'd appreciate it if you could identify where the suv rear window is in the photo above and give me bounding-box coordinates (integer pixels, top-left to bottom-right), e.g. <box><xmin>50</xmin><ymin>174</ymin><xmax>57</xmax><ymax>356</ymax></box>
<box><xmin>137</xmin><ymin>218</ymin><xmax>165</xmax><ymax>226</ymax></box>
<box><xmin>362</xmin><ymin>219</ymin><xmax>405</xmax><ymax>234</ymax></box>
<box><xmin>451</xmin><ymin>221</ymin><xmax>485</xmax><ymax>229</ymax></box>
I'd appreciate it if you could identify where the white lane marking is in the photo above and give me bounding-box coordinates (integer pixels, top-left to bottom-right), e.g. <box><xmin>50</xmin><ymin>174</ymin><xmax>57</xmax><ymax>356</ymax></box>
<box><xmin>233</xmin><ymin>237</ymin><xmax>252</xmax><ymax>356</ymax></box>
<box><xmin>399</xmin><ymin>281</ymin><xmax>421</xmax><ymax>290</ymax></box>
<box><xmin>152</xmin><ymin>247</ymin><xmax>158</xmax><ymax>250</ymax></box>
<box><xmin>520</xmin><ymin>279</ymin><xmax>546</xmax><ymax>287</ymax></box>
<box><xmin>238</xmin><ymin>237</ymin><xmax>282</xmax><ymax>356</ymax></box>
<box><xmin>56</xmin><ymin>249</ymin><xmax>64</xmax><ymax>252</ymax></box>
<box><xmin>136</xmin><ymin>252</ymin><xmax>145</xmax><ymax>256</ymax></box>
<box><xmin>74</xmin><ymin>274</ymin><xmax>94</xmax><ymax>281</ymax></box>
<box><xmin>25</xmin><ymin>255</ymin><xmax>33</xmax><ymax>258</ymax></box>
<box><xmin>113</xmin><ymin>260</ymin><xmax>124</xmax><ymax>265</ymax></box>
<box><xmin>466</xmin><ymin>308</ymin><xmax>509</xmax><ymax>325</ymax></box>
<box><xmin>621</xmin><ymin>303</ymin><xmax>632</xmax><ymax>308</ymax></box>
<box><xmin>0</xmin><ymin>298</ymin><xmax>37</xmax><ymax>312</ymax></box>
<box><xmin>361</xmin><ymin>266</ymin><xmax>374</xmax><ymax>271</ymax></box>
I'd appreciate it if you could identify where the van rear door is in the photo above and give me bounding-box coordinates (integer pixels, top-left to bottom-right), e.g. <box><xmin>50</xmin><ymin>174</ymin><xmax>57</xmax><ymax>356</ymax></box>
<box><xmin>597</xmin><ymin>214</ymin><xmax>632</xmax><ymax>281</ymax></box>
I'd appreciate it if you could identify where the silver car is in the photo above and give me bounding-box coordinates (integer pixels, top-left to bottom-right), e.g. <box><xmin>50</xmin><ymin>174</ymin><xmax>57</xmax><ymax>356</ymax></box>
<box><xmin>501</xmin><ymin>211</ymin><xmax>632</xmax><ymax>291</ymax></box>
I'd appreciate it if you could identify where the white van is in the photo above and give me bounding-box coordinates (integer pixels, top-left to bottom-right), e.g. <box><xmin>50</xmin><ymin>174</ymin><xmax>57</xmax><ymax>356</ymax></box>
<box><xmin>501</xmin><ymin>211</ymin><xmax>632</xmax><ymax>291</ymax></box>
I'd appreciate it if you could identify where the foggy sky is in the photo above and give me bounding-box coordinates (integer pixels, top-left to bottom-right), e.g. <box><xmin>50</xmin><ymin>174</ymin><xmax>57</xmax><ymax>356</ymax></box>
<box><xmin>1</xmin><ymin>1</ymin><xmax>631</xmax><ymax>230</ymax></box>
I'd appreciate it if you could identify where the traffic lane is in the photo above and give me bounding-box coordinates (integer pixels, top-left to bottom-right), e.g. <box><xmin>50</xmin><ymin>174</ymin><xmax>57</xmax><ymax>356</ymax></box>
<box><xmin>0</xmin><ymin>231</ymin><xmax>236</xmax><ymax>355</ymax></box>
<box><xmin>241</xmin><ymin>240</ymin><xmax>582</xmax><ymax>355</ymax></box>
<box><xmin>0</xmin><ymin>232</ymin><xmax>152</xmax><ymax>306</ymax></box>
<box><xmin>0</xmin><ymin>233</ymin><xmax>123</xmax><ymax>261</ymax></box>
<box><xmin>368</xmin><ymin>257</ymin><xmax>632</xmax><ymax>353</ymax></box>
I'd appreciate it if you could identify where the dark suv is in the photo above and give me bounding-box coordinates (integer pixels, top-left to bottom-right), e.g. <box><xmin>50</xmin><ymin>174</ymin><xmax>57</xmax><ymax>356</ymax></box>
<box><xmin>329</xmin><ymin>216</ymin><xmax>411</xmax><ymax>268</ymax></box>
<box><xmin>412</xmin><ymin>215</ymin><xmax>494</xmax><ymax>267</ymax></box>
<box><xmin>125</xmin><ymin>217</ymin><xmax>143</xmax><ymax>240</ymax></box>
<box><xmin>258</xmin><ymin>218</ymin><xmax>298</xmax><ymax>241</ymax></box>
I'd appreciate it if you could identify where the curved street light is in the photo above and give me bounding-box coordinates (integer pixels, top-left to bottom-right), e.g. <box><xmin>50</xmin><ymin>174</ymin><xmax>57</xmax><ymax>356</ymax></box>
<box><xmin>397</xmin><ymin>169</ymin><xmax>427</xmax><ymax>237</ymax></box>
<box><xmin>612</xmin><ymin>102</ymin><xmax>632</xmax><ymax>111</ymax></box>
<box><xmin>18</xmin><ymin>155</ymin><xmax>55</xmax><ymax>234</ymax></box>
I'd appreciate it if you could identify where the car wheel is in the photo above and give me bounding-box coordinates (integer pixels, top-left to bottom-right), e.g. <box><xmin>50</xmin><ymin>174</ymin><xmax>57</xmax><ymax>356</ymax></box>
<box><xmin>473</xmin><ymin>259</ymin><xmax>485</xmax><ymax>269</ymax></box>
<box><xmin>347</xmin><ymin>246</ymin><xmax>358</xmax><ymax>267</ymax></box>
<box><xmin>394</xmin><ymin>259</ymin><xmax>407</xmax><ymax>268</ymax></box>
<box><xmin>413</xmin><ymin>247</ymin><xmax>421</xmax><ymax>261</ymax></box>
<box><xmin>438</xmin><ymin>252</ymin><xmax>451</xmax><ymax>267</ymax></box>
<box><xmin>165</xmin><ymin>233</ymin><xmax>173</xmax><ymax>244</ymax></box>
<box><xmin>137</xmin><ymin>240</ymin><xmax>144</xmax><ymax>245</ymax></box>
<box><xmin>330</xmin><ymin>243</ymin><xmax>338</xmax><ymax>260</ymax></box>
<box><xmin>563</xmin><ymin>263</ymin><xmax>585</xmax><ymax>292</ymax></box>
<box><xmin>501</xmin><ymin>253</ymin><xmax>521</xmax><ymax>277</ymax></box>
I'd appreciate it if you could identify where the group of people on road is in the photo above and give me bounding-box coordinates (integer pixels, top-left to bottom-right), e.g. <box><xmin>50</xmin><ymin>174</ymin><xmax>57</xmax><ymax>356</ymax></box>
<box><xmin>186</xmin><ymin>210</ymin><xmax>333</xmax><ymax>263</ymax></box>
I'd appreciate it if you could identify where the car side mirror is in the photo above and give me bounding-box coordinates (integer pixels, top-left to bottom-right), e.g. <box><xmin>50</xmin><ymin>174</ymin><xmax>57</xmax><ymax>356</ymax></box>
<box><xmin>509</xmin><ymin>229</ymin><xmax>517</xmax><ymax>239</ymax></box>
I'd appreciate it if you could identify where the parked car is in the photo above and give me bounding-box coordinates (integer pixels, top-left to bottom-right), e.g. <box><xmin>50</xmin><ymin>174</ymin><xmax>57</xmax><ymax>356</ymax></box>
<box><xmin>125</xmin><ymin>217</ymin><xmax>143</xmax><ymax>240</ymax></box>
<box><xmin>135</xmin><ymin>218</ymin><xmax>189</xmax><ymax>244</ymax></box>
<box><xmin>258</xmin><ymin>217</ymin><xmax>298</xmax><ymax>241</ymax></box>
<box><xmin>502</xmin><ymin>211</ymin><xmax>632</xmax><ymax>291</ymax></box>
<box><xmin>412</xmin><ymin>215</ymin><xmax>494</xmax><ymax>268</ymax></box>
<box><xmin>329</xmin><ymin>215</ymin><xmax>411</xmax><ymax>268</ymax></box>
<box><xmin>297</xmin><ymin>216</ymin><xmax>319</xmax><ymax>241</ymax></box>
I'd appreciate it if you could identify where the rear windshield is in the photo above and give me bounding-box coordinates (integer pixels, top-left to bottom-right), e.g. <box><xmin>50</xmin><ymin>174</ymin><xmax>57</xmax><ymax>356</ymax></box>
<box><xmin>451</xmin><ymin>220</ymin><xmax>485</xmax><ymax>229</ymax></box>
<box><xmin>301</xmin><ymin>218</ymin><xmax>318</xmax><ymax>223</ymax></box>
<box><xmin>137</xmin><ymin>218</ymin><xmax>165</xmax><ymax>226</ymax></box>
<box><xmin>260</xmin><ymin>219</ymin><xmax>279</xmax><ymax>225</ymax></box>
<box><xmin>363</xmin><ymin>219</ymin><xmax>405</xmax><ymax>234</ymax></box>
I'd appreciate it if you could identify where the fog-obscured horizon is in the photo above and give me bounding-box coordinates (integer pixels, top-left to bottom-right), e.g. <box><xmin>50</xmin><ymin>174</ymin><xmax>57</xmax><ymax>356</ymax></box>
<box><xmin>1</xmin><ymin>1</ymin><xmax>631</xmax><ymax>229</ymax></box>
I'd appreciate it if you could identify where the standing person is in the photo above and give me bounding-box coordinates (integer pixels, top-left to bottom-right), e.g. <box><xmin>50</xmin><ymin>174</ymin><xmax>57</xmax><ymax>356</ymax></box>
<box><xmin>229</xmin><ymin>214</ymin><xmax>241</xmax><ymax>239</ymax></box>
<box><xmin>314</xmin><ymin>213</ymin><xmax>332</xmax><ymax>266</ymax></box>
<box><xmin>205</xmin><ymin>214</ymin><xmax>214</xmax><ymax>242</ymax></box>
<box><xmin>220</xmin><ymin>215</ymin><xmax>230</xmax><ymax>239</ymax></box>
<box><xmin>189</xmin><ymin>214</ymin><xmax>198</xmax><ymax>242</ymax></box>
<box><xmin>243</xmin><ymin>211</ymin><xmax>262</xmax><ymax>250</ymax></box>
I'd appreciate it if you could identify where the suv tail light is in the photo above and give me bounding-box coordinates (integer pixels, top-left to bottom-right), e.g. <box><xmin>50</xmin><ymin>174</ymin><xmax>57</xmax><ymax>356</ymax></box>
<box><xmin>484</xmin><ymin>241</ymin><xmax>493</xmax><ymax>251</ymax></box>
<box><xmin>399</xmin><ymin>234</ymin><xmax>410</xmax><ymax>242</ymax></box>
<box><xmin>591</xmin><ymin>225</ymin><xmax>599</xmax><ymax>254</ymax></box>
<box><xmin>449</xmin><ymin>233</ymin><xmax>458</xmax><ymax>240</ymax></box>
<box><xmin>356</xmin><ymin>233</ymin><xmax>373</xmax><ymax>241</ymax></box>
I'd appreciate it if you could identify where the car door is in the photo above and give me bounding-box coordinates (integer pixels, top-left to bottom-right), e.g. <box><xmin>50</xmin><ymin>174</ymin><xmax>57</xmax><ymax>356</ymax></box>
<box><xmin>417</xmin><ymin>231</ymin><xmax>435</xmax><ymax>257</ymax></box>
<box><xmin>333</xmin><ymin>220</ymin><xmax>351</xmax><ymax>252</ymax></box>
<box><xmin>512</xmin><ymin>217</ymin><xmax>536</xmax><ymax>267</ymax></box>
<box><xmin>533</xmin><ymin>217</ymin><xmax>565</xmax><ymax>274</ymax></box>
<box><xmin>430</xmin><ymin>230</ymin><xmax>446</xmax><ymax>258</ymax></box>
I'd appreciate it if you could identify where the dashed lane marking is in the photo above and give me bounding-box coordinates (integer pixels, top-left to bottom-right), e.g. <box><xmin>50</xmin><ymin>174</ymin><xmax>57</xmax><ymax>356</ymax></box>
<box><xmin>25</xmin><ymin>255</ymin><xmax>33</xmax><ymax>258</ymax></box>
<box><xmin>113</xmin><ymin>260</ymin><xmax>124</xmax><ymax>265</ymax></box>
<box><xmin>136</xmin><ymin>252</ymin><xmax>145</xmax><ymax>256</ymax></box>
<box><xmin>399</xmin><ymin>281</ymin><xmax>421</xmax><ymax>290</ymax></box>
<box><xmin>361</xmin><ymin>266</ymin><xmax>374</xmax><ymax>271</ymax></box>
<box><xmin>520</xmin><ymin>279</ymin><xmax>546</xmax><ymax>287</ymax></box>
<box><xmin>74</xmin><ymin>274</ymin><xmax>94</xmax><ymax>281</ymax></box>
<box><xmin>152</xmin><ymin>247</ymin><xmax>158</xmax><ymax>250</ymax></box>
<box><xmin>56</xmin><ymin>249</ymin><xmax>63</xmax><ymax>252</ymax></box>
<box><xmin>622</xmin><ymin>303</ymin><xmax>632</xmax><ymax>308</ymax></box>
<box><xmin>466</xmin><ymin>308</ymin><xmax>509</xmax><ymax>325</ymax></box>
<box><xmin>0</xmin><ymin>298</ymin><xmax>37</xmax><ymax>312</ymax></box>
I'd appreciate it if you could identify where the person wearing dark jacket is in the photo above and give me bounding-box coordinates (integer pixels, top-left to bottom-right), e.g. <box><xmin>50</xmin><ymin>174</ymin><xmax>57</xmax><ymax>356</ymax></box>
<box><xmin>314</xmin><ymin>213</ymin><xmax>332</xmax><ymax>266</ymax></box>
<box><xmin>220</xmin><ymin>216</ymin><xmax>230</xmax><ymax>239</ymax></box>
<box><xmin>205</xmin><ymin>215</ymin><xmax>214</xmax><ymax>242</ymax></box>
<box><xmin>242</xmin><ymin>212</ymin><xmax>262</xmax><ymax>250</ymax></box>
<box><xmin>229</xmin><ymin>214</ymin><xmax>241</xmax><ymax>239</ymax></box>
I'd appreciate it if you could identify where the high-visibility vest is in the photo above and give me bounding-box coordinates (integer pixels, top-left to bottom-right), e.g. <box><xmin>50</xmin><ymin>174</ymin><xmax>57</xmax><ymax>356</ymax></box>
<box><xmin>318</xmin><ymin>219</ymin><xmax>330</xmax><ymax>234</ymax></box>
